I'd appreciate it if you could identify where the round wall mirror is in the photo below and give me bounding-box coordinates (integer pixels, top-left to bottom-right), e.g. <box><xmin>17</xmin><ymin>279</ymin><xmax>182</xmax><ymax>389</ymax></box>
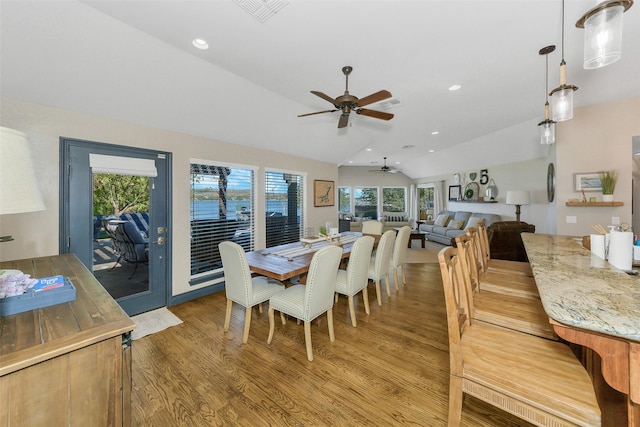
<box><xmin>547</xmin><ymin>162</ymin><xmax>555</xmax><ymax>202</ymax></box>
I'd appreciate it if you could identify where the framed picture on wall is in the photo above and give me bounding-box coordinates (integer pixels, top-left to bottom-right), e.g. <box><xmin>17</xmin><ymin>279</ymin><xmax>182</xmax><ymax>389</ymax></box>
<box><xmin>448</xmin><ymin>185</ymin><xmax>461</xmax><ymax>201</ymax></box>
<box><xmin>573</xmin><ymin>172</ymin><xmax>601</xmax><ymax>192</ymax></box>
<box><xmin>314</xmin><ymin>180</ymin><xmax>335</xmax><ymax>207</ymax></box>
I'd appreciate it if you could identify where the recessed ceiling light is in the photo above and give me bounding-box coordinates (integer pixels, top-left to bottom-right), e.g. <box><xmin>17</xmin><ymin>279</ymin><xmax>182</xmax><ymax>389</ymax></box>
<box><xmin>448</xmin><ymin>85</ymin><xmax>461</xmax><ymax>91</ymax></box>
<box><xmin>431</xmin><ymin>131</ymin><xmax>439</xmax><ymax>135</ymax></box>
<box><xmin>365</xmin><ymin>148</ymin><xmax>372</xmax><ymax>152</ymax></box>
<box><xmin>395</xmin><ymin>161</ymin><xmax>401</xmax><ymax>165</ymax></box>
<box><xmin>192</xmin><ymin>38</ymin><xmax>209</xmax><ymax>50</ymax></box>
<box><xmin>348</xmin><ymin>160</ymin><xmax>353</xmax><ymax>164</ymax></box>
<box><xmin>428</xmin><ymin>149</ymin><xmax>435</xmax><ymax>153</ymax></box>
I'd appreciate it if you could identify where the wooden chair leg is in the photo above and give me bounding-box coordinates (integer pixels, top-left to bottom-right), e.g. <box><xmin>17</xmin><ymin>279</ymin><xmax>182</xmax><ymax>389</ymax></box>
<box><xmin>304</xmin><ymin>321</ymin><xmax>313</xmax><ymax>362</ymax></box>
<box><xmin>448</xmin><ymin>375</ymin><xmax>463</xmax><ymax>427</ymax></box>
<box><xmin>242</xmin><ymin>307</ymin><xmax>252</xmax><ymax>343</ymax></box>
<box><xmin>394</xmin><ymin>268</ymin><xmax>400</xmax><ymax>291</ymax></box>
<box><xmin>347</xmin><ymin>296</ymin><xmax>357</xmax><ymax>327</ymax></box>
<box><xmin>334</xmin><ymin>293</ymin><xmax>339</xmax><ymax>303</ymax></box>
<box><xmin>375</xmin><ymin>279</ymin><xmax>382</xmax><ymax>306</ymax></box>
<box><xmin>327</xmin><ymin>308</ymin><xmax>335</xmax><ymax>342</ymax></box>
<box><xmin>362</xmin><ymin>288</ymin><xmax>371</xmax><ymax>315</ymax></box>
<box><xmin>224</xmin><ymin>299</ymin><xmax>233</xmax><ymax>332</ymax></box>
<box><xmin>267</xmin><ymin>307</ymin><xmax>275</xmax><ymax>344</ymax></box>
<box><xmin>385</xmin><ymin>275</ymin><xmax>391</xmax><ymax>297</ymax></box>
<box><xmin>401</xmin><ymin>263</ymin><xmax>406</xmax><ymax>285</ymax></box>
<box><xmin>280</xmin><ymin>312</ymin><xmax>286</xmax><ymax>325</ymax></box>
<box><xmin>258</xmin><ymin>302</ymin><xmax>263</xmax><ymax>314</ymax></box>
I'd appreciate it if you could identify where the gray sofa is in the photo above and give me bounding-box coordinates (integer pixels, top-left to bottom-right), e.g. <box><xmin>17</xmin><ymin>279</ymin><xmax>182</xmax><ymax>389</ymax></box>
<box><xmin>418</xmin><ymin>210</ymin><xmax>501</xmax><ymax>245</ymax></box>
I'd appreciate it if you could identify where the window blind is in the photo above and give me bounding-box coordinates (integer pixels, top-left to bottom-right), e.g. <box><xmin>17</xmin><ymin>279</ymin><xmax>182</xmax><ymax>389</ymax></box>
<box><xmin>264</xmin><ymin>170</ymin><xmax>304</xmax><ymax>247</ymax></box>
<box><xmin>190</xmin><ymin>162</ymin><xmax>255</xmax><ymax>278</ymax></box>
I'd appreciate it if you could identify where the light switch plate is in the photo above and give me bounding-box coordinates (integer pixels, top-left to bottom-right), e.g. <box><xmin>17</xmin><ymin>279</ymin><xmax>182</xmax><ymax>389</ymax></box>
<box><xmin>566</xmin><ymin>216</ymin><xmax>577</xmax><ymax>224</ymax></box>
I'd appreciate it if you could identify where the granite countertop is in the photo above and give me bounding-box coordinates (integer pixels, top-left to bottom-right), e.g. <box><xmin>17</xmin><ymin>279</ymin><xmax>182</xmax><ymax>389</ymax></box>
<box><xmin>521</xmin><ymin>233</ymin><xmax>640</xmax><ymax>343</ymax></box>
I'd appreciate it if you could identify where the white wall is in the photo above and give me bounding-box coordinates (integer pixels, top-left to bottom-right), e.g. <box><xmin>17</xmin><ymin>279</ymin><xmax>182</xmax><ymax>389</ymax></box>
<box><xmin>413</xmin><ymin>158</ymin><xmax>550</xmax><ymax>233</ymax></box>
<box><xmin>0</xmin><ymin>98</ymin><xmax>338</xmax><ymax>297</ymax></box>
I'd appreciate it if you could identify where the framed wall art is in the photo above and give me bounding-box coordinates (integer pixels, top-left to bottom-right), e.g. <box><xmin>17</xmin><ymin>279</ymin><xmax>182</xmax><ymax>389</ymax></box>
<box><xmin>448</xmin><ymin>185</ymin><xmax>461</xmax><ymax>201</ymax></box>
<box><xmin>573</xmin><ymin>172</ymin><xmax>601</xmax><ymax>192</ymax></box>
<box><xmin>314</xmin><ymin>180</ymin><xmax>335</xmax><ymax>207</ymax></box>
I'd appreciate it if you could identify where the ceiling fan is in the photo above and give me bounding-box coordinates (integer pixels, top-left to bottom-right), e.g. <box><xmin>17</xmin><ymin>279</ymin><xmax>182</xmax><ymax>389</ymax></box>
<box><xmin>298</xmin><ymin>66</ymin><xmax>394</xmax><ymax>128</ymax></box>
<box><xmin>369</xmin><ymin>157</ymin><xmax>400</xmax><ymax>174</ymax></box>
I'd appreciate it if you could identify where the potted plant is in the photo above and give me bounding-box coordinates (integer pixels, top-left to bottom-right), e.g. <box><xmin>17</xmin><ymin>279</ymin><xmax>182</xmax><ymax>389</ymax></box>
<box><xmin>599</xmin><ymin>170</ymin><xmax>618</xmax><ymax>202</ymax></box>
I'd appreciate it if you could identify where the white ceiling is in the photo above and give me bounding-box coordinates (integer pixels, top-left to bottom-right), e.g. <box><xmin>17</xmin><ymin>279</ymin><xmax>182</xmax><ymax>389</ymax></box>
<box><xmin>1</xmin><ymin>1</ymin><xmax>639</xmax><ymax>178</ymax></box>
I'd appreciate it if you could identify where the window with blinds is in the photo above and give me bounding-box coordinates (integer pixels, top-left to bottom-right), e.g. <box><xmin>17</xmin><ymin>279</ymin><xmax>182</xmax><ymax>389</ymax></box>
<box><xmin>265</xmin><ymin>170</ymin><xmax>304</xmax><ymax>247</ymax></box>
<box><xmin>190</xmin><ymin>162</ymin><xmax>255</xmax><ymax>280</ymax></box>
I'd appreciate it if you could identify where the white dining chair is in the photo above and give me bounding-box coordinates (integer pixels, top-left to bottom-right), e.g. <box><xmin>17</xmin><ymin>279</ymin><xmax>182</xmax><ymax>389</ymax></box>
<box><xmin>361</xmin><ymin>220</ymin><xmax>383</xmax><ymax>235</ymax></box>
<box><xmin>335</xmin><ymin>236</ymin><xmax>375</xmax><ymax>327</ymax></box>
<box><xmin>390</xmin><ymin>226</ymin><xmax>411</xmax><ymax>290</ymax></box>
<box><xmin>267</xmin><ymin>245</ymin><xmax>343</xmax><ymax>361</ymax></box>
<box><xmin>219</xmin><ymin>241</ymin><xmax>285</xmax><ymax>344</ymax></box>
<box><xmin>368</xmin><ymin>230</ymin><xmax>396</xmax><ymax>306</ymax></box>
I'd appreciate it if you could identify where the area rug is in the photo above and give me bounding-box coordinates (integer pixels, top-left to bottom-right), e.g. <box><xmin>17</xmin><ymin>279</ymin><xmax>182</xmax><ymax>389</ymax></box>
<box><xmin>131</xmin><ymin>307</ymin><xmax>183</xmax><ymax>340</ymax></box>
<box><xmin>406</xmin><ymin>240</ymin><xmax>446</xmax><ymax>263</ymax></box>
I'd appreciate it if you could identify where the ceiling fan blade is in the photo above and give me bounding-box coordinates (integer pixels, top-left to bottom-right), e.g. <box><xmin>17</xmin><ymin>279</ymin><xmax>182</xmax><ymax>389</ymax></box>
<box><xmin>356</xmin><ymin>108</ymin><xmax>394</xmax><ymax>121</ymax></box>
<box><xmin>311</xmin><ymin>91</ymin><xmax>337</xmax><ymax>105</ymax></box>
<box><xmin>298</xmin><ymin>109</ymin><xmax>338</xmax><ymax>117</ymax></box>
<box><xmin>337</xmin><ymin>113</ymin><xmax>349</xmax><ymax>128</ymax></box>
<box><xmin>356</xmin><ymin>90</ymin><xmax>392</xmax><ymax>107</ymax></box>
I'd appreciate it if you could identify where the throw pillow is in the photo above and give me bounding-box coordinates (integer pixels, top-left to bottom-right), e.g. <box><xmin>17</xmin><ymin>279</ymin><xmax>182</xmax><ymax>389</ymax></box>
<box><xmin>434</xmin><ymin>214</ymin><xmax>450</xmax><ymax>227</ymax></box>
<box><xmin>465</xmin><ymin>217</ymin><xmax>486</xmax><ymax>229</ymax></box>
<box><xmin>447</xmin><ymin>219</ymin><xmax>465</xmax><ymax>230</ymax></box>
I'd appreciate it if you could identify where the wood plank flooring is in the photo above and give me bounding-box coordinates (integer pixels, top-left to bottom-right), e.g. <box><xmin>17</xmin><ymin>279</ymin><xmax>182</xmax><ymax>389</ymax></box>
<box><xmin>131</xmin><ymin>262</ymin><xmax>534</xmax><ymax>426</ymax></box>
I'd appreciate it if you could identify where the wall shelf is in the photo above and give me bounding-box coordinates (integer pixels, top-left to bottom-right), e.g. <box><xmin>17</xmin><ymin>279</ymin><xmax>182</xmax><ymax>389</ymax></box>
<box><xmin>565</xmin><ymin>201</ymin><xmax>623</xmax><ymax>207</ymax></box>
<box><xmin>450</xmin><ymin>200</ymin><xmax>498</xmax><ymax>203</ymax></box>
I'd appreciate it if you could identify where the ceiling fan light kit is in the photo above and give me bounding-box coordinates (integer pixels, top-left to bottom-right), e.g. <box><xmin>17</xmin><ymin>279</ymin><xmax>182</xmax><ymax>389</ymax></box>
<box><xmin>369</xmin><ymin>157</ymin><xmax>400</xmax><ymax>174</ymax></box>
<box><xmin>576</xmin><ymin>0</ymin><xmax>633</xmax><ymax>69</ymax></box>
<box><xmin>298</xmin><ymin>66</ymin><xmax>394</xmax><ymax>128</ymax></box>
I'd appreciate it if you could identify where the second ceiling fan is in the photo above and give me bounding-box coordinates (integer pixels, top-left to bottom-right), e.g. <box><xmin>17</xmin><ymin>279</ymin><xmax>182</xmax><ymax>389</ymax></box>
<box><xmin>298</xmin><ymin>66</ymin><xmax>394</xmax><ymax>128</ymax></box>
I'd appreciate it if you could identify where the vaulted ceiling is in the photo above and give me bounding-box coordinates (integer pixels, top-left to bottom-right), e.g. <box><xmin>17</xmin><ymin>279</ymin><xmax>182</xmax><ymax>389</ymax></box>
<box><xmin>2</xmin><ymin>1</ymin><xmax>639</xmax><ymax>178</ymax></box>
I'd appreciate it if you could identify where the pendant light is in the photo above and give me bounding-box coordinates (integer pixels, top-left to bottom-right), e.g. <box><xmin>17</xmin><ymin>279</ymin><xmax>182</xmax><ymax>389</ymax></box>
<box><xmin>538</xmin><ymin>45</ymin><xmax>557</xmax><ymax>145</ymax></box>
<box><xmin>550</xmin><ymin>0</ymin><xmax>578</xmax><ymax>122</ymax></box>
<box><xmin>576</xmin><ymin>0</ymin><xmax>633</xmax><ymax>69</ymax></box>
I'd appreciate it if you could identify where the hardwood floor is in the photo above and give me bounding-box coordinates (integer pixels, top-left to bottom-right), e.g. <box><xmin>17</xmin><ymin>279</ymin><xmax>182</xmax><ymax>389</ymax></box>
<box><xmin>131</xmin><ymin>262</ymin><xmax>534</xmax><ymax>426</ymax></box>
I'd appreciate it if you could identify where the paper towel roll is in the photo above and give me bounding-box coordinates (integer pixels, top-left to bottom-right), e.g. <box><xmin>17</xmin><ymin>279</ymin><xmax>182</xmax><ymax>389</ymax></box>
<box><xmin>608</xmin><ymin>231</ymin><xmax>633</xmax><ymax>271</ymax></box>
<box><xmin>590</xmin><ymin>234</ymin><xmax>606</xmax><ymax>259</ymax></box>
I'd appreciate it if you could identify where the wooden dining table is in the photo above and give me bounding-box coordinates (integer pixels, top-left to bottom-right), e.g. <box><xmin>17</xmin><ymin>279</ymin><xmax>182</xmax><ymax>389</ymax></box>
<box><xmin>245</xmin><ymin>231</ymin><xmax>378</xmax><ymax>282</ymax></box>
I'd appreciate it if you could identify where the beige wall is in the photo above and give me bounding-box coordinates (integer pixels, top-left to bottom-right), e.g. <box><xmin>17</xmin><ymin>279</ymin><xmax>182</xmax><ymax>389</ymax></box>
<box><xmin>555</xmin><ymin>97</ymin><xmax>640</xmax><ymax>236</ymax></box>
<box><xmin>0</xmin><ymin>98</ymin><xmax>338</xmax><ymax>297</ymax></box>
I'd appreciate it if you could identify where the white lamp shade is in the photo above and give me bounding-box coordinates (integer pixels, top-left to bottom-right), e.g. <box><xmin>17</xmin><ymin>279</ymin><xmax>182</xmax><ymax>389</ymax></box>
<box><xmin>506</xmin><ymin>191</ymin><xmax>530</xmax><ymax>206</ymax></box>
<box><xmin>584</xmin><ymin>4</ymin><xmax>624</xmax><ymax>69</ymax></box>
<box><xmin>0</xmin><ymin>127</ymin><xmax>46</xmax><ymax>215</ymax></box>
<box><xmin>551</xmin><ymin>87</ymin><xmax>574</xmax><ymax>122</ymax></box>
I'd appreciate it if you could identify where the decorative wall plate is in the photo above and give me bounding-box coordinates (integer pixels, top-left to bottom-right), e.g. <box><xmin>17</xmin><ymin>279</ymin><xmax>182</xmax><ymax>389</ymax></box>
<box><xmin>464</xmin><ymin>182</ymin><xmax>480</xmax><ymax>200</ymax></box>
<box><xmin>469</xmin><ymin>172</ymin><xmax>477</xmax><ymax>181</ymax></box>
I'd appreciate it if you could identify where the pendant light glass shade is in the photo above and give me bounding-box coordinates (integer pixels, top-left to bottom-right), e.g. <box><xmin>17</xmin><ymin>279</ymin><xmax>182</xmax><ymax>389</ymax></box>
<box><xmin>550</xmin><ymin>0</ymin><xmax>578</xmax><ymax>122</ymax></box>
<box><xmin>539</xmin><ymin>118</ymin><xmax>556</xmax><ymax>145</ymax></box>
<box><xmin>577</xmin><ymin>1</ymin><xmax>633</xmax><ymax>70</ymax></box>
<box><xmin>538</xmin><ymin>45</ymin><xmax>556</xmax><ymax>144</ymax></box>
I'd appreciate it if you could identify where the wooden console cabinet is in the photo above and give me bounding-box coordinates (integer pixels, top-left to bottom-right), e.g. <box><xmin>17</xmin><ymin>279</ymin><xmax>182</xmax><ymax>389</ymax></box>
<box><xmin>0</xmin><ymin>254</ymin><xmax>135</xmax><ymax>426</ymax></box>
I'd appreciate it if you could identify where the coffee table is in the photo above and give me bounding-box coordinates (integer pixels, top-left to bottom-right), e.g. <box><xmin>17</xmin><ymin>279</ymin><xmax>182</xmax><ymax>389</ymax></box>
<box><xmin>395</xmin><ymin>228</ymin><xmax>428</xmax><ymax>248</ymax></box>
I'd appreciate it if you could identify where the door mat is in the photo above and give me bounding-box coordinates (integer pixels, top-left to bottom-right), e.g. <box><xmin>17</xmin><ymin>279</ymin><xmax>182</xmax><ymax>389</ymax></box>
<box><xmin>130</xmin><ymin>307</ymin><xmax>182</xmax><ymax>340</ymax></box>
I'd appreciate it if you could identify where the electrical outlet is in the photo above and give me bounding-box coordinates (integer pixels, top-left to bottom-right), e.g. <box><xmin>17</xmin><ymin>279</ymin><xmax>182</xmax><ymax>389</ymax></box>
<box><xmin>566</xmin><ymin>216</ymin><xmax>577</xmax><ymax>224</ymax></box>
<box><xmin>612</xmin><ymin>217</ymin><xmax>620</xmax><ymax>225</ymax></box>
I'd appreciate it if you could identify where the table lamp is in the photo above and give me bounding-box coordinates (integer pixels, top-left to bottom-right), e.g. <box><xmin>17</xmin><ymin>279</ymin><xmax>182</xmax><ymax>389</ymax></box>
<box><xmin>506</xmin><ymin>191</ymin><xmax>530</xmax><ymax>222</ymax></box>
<box><xmin>0</xmin><ymin>126</ymin><xmax>46</xmax><ymax>242</ymax></box>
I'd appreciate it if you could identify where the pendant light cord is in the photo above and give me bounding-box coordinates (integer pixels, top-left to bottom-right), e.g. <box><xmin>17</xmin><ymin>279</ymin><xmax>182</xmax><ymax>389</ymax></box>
<box><xmin>561</xmin><ymin>0</ymin><xmax>565</xmax><ymax>60</ymax></box>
